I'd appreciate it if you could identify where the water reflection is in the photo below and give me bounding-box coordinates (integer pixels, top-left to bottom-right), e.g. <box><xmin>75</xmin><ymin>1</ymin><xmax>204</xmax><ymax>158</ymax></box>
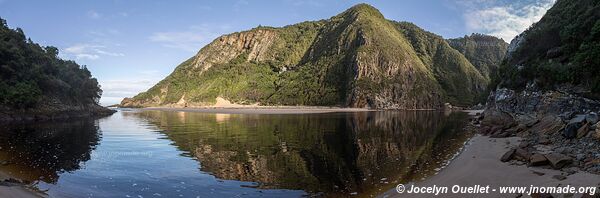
<box><xmin>0</xmin><ymin>119</ymin><xmax>100</xmax><ymax>183</ymax></box>
<box><xmin>130</xmin><ymin>110</ymin><xmax>471</xmax><ymax>196</ymax></box>
<box><xmin>0</xmin><ymin>111</ymin><xmax>470</xmax><ymax>197</ymax></box>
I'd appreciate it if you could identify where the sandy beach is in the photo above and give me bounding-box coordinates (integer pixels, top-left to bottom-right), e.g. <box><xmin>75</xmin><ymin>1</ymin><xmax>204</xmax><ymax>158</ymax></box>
<box><xmin>380</xmin><ymin>135</ymin><xmax>600</xmax><ymax>198</ymax></box>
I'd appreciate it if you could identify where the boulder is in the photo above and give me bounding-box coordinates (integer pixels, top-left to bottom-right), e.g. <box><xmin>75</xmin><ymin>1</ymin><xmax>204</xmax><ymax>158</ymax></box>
<box><xmin>585</xmin><ymin>113</ymin><xmax>599</xmax><ymax>124</ymax></box>
<box><xmin>570</xmin><ymin>114</ymin><xmax>587</xmax><ymax>124</ymax></box>
<box><xmin>529</xmin><ymin>115</ymin><xmax>563</xmax><ymax>134</ymax></box>
<box><xmin>563</xmin><ymin>122</ymin><xmax>581</xmax><ymax>139</ymax></box>
<box><xmin>545</xmin><ymin>153</ymin><xmax>573</xmax><ymax>169</ymax></box>
<box><xmin>514</xmin><ymin>148</ymin><xmax>531</xmax><ymax>161</ymax></box>
<box><xmin>501</xmin><ymin>148</ymin><xmax>516</xmax><ymax>162</ymax></box>
<box><xmin>594</xmin><ymin>127</ymin><xmax>600</xmax><ymax>140</ymax></box>
<box><xmin>529</xmin><ymin>154</ymin><xmax>549</xmax><ymax>166</ymax></box>
<box><xmin>482</xmin><ymin>109</ymin><xmax>515</xmax><ymax>127</ymax></box>
<box><xmin>577</xmin><ymin>123</ymin><xmax>590</xmax><ymax>139</ymax></box>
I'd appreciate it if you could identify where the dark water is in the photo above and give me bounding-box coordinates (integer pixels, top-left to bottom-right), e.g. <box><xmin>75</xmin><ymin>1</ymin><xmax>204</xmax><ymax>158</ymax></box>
<box><xmin>0</xmin><ymin>110</ymin><xmax>472</xmax><ymax>197</ymax></box>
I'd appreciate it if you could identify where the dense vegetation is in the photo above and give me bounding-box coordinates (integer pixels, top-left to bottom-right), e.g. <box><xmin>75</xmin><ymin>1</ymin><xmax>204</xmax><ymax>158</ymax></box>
<box><xmin>123</xmin><ymin>4</ymin><xmax>506</xmax><ymax>108</ymax></box>
<box><xmin>495</xmin><ymin>0</ymin><xmax>600</xmax><ymax>97</ymax></box>
<box><xmin>447</xmin><ymin>33</ymin><xmax>508</xmax><ymax>80</ymax></box>
<box><xmin>394</xmin><ymin>22</ymin><xmax>491</xmax><ymax>105</ymax></box>
<box><xmin>0</xmin><ymin>18</ymin><xmax>102</xmax><ymax>109</ymax></box>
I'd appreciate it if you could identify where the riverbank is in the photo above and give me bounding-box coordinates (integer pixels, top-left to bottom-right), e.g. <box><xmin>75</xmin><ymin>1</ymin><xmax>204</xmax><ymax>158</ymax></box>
<box><xmin>380</xmin><ymin>135</ymin><xmax>600</xmax><ymax>197</ymax></box>
<box><xmin>0</xmin><ymin>104</ymin><xmax>115</xmax><ymax>122</ymax></box>
<box><xmin>139</xmin><ymin>106</ymin><xmax>375</xmax><ymax>114</ymax></box>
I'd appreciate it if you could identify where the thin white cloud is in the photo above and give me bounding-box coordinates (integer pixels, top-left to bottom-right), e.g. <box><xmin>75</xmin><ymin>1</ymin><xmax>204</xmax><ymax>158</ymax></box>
<box><xmin>148</xmin><ymin>25</ymin><xmax>230</xmax><ymax>52</ymax></box>
<box><xmin>62</xmin><ymin>43</ymin><xmax>124</xmax><ymax>60</ymax></box>
<box><xmin>462</xmin><ymin>0</ymin><xmax>555</xmax><ymax>41</ymax></box>
<box><xmin>87</xmin><ymin>10</ymin><xmax>102</xmax><ymax>19</ymax></box>
<box><xmin>99</xmin><ymin>71</ymin><xmax>164</xmax><ymax>105</ymax></box>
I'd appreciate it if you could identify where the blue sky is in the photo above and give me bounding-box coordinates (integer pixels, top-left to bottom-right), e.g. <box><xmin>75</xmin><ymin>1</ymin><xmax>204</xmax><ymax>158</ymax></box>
<box><xmin>0</xmin><ymin>0</ymin><xmax>555</xmax><ymax>105</ymax></box>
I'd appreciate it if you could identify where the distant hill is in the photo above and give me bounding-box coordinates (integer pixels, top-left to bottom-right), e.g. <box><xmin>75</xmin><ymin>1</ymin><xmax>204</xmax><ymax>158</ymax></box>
<box><xmin>448</xmin><ymin>34</ymin><xmax>508</xmax><ymax>81</ymax></box>
<box><xmin>121</xmin><ymin>4</ymin><xmax>507</xmax><ymax>109</ymax></box>
<box><xmin>0</xmin><ymin>18</ymin><xmax>114</xmax><ymax>121</ymax></box>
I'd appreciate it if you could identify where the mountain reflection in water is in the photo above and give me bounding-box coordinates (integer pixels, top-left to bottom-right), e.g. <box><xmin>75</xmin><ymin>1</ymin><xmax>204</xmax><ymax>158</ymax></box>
<box><xmin>131</xmin><ymin>110</ymin><xmax>472</xmax><ymax>196</ymax></box>
<box><xmin>0</xmin><ymin>110</ymin><xmax>471</xmax><ymax>197</ymax></box>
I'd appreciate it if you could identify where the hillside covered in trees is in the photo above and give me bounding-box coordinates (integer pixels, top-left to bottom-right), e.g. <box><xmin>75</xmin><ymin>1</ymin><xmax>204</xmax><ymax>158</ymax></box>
<box><xmin>0</xmin><ymin>18</ymin><xmax>114</xmax><ymax>121</ymax></box>
<box><xmin>121</xmin><ymin>4</ymin><xmax>507</xmax><ymax>109</ymax></box>
<box><xmin>495</xmin><ymin>0</ymin><xmax>600</xmax><ymax>97</ymax></box>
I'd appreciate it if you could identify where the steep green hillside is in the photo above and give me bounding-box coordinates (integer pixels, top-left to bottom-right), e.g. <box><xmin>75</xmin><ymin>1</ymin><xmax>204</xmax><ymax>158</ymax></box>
<box><xmin>122</xmin><ymin>4</ymin><xmax>491</xmax><ymax>109</ymax></box>
<box><xmin>495</xmin><ymin>0</ymin><xmax>600</xmax><ymax>97</ymax></box>
<box><xmin>394</xmin><ymin>22</ymin><xmax>489</xmax><ymax>105</ymax></box>
<box><xmin>0</xmin><ymin>18</ymin><xmax>113</xmax><ymax>120</ymax></box>
<box><xmin>448</xmin><ymin>34</ymin><xmax>508</xmax><ymax>80</ymax></box>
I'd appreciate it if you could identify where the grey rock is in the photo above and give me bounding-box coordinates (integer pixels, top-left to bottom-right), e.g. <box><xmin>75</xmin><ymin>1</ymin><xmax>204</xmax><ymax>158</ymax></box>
<box><xmin>563</xmin><ymin>167</ymin><xmax>579</xmax><ymax>175</ymax></box>
<box><xmin>586</xmin><ymin>113</ymin><xmax>598</xmax><ymax>124</ymax></box>
<box><xmin>576</xmin><ymin>154</ymin><xmax>586</xmax><ymax>161</ymax></box>
<box><xmin>545</xmin><ymin>153</ymin><xmax>573</xmax><ymax>169</ymax></box>
<box><xmin>563</xmin><ymin>122</ymin><xmax>581</xmax><ymax>139</ymax></box>
<box><xmin>570</xmin><ymin>114</ymin><xmax>586</xmax><ymax>124</ymax></box>
<box><xmin>577</xmin><ymin>123</ymin><xmax>591</xmax><ymax>139</ymax></box>
<box><xmin>518</xmin><ymin>142</ymin><xmax>530</xmax><ymax>148</ymax></box>
<box><xmin>501</xmin><ymin>148</ymin><xmax>516</xmax><ymax>162</ymax></box>
<box><xmin>552</xmin><ymin>175</ymin><xmax>567</xmax><ymax>180</ymax></box>
<box><xmin>529</xmin><ymin>154</ymin><xmax>549</xmax><ymax>166</ymax></box>
<box><xmin>515</xmin><ymin>148</ymin><xmax>531</xmax><ymax>161</ymax></box>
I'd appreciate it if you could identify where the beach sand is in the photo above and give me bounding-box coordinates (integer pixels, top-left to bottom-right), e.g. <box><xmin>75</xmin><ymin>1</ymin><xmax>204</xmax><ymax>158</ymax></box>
<box><xmin>380</xmin><ymin>135</ymin><xmax>600</xmax><ymax>198</ymax></box>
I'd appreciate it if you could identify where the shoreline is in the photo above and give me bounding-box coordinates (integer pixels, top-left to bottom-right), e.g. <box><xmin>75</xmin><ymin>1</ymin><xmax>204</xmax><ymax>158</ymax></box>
<box><xmin>380</xmin><ymin>135</ymin><xmax>600</xmax><ymax>197</ymax></box>
<box><xmin>122</xmin><ymin>106</ymin><xmax>468</xmax><ymax>114</ymax></box>
<box><xmin>0</xmin><ymin>170</ymin><xmax>44</xmax><ymax>198</ymax></box>
<box><xmin>138</xmin><ymin>106</ymin><xmax>375</xmax><ymax>114</ymax></box>
<box><xmin>0</xmin><ymin>105</ymin><xmax>116</xmax><ymax>123</ymax></box>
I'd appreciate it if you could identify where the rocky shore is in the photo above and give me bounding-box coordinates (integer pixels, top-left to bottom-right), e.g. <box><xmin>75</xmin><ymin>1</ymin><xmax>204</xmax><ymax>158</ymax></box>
<box><xmin>479</xmin><ymin>83</ymin><xmax>600</xmax><ymax>176</ymax></box>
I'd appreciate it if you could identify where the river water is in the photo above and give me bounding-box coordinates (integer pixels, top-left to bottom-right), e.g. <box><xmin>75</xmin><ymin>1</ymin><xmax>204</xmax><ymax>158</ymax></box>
<box><xmin>0</xmin><ymin>109</ymin><xmax>472</xmax><ymax>197</ymax></box>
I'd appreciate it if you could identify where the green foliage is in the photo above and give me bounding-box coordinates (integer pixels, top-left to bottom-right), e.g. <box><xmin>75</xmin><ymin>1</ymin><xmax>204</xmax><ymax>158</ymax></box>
<box><xmin>0</xmin><ymin>17</ymin><xmax>102</xmax><ymax>109</ymax></box>
<box><xmin>128</xmin><ymin>4</ymin><xmax>494</xmax><ymax>108</ymax></box>
<box><xmin>495</xmin><ymin>0</ymin><xmax>600</xmax><ymax>96</ymax></box>
<box><xmin>447</xmin><ymin>33</ymin><xmax>508</xmax><ymax>79</ymax></box>
<box><xmin>394</xmin><ymin>22</ymin><xmax>490</xmax><ymax>105</ymax></box>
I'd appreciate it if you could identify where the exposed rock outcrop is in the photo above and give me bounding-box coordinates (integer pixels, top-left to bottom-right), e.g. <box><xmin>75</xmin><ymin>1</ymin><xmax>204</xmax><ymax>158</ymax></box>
<box><xmin>484</xmin><ymin>83</ymin><xmax>600</xmax><ymax>174</ymax></box>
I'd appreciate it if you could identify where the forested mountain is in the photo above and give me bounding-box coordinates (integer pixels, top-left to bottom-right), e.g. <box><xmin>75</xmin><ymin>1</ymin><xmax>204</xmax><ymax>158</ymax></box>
<box><xmin>448</xmin><ymin>34</ymin><xmax>508</xmax><ymax>81</ymax></box>
<box><xmin>0</xmin><ymin>18</ymin><xmax>113</xmax><ymax>121</ymax></box>
<box><xmin>121</xmin><ymin>4</ymin><xmax>506</xmax><ymax>109</ymax></box>
<box><xmin>494</xmin><ymin>0</ymin><xmax>600</xmax><ymax>97</ymax></box>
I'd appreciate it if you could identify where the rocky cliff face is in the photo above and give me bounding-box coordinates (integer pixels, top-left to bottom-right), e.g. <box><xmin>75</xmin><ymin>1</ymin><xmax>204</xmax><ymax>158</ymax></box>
<box><xmin>122</xmin><ymin>4</ymin><xmax>496</xmax><ymax>109</ymax></box>
<box><xmin>191</xmin><ymin>29</ymin><xmax>278</xmax><ymax>72</ymax></box>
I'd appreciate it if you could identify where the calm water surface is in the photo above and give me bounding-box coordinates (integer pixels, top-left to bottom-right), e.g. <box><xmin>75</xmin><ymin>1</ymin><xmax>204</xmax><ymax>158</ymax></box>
<box><xmin>0</xmin><ymin>110</ymin><xmax>472</xmax><ymax>197</ymax></box>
